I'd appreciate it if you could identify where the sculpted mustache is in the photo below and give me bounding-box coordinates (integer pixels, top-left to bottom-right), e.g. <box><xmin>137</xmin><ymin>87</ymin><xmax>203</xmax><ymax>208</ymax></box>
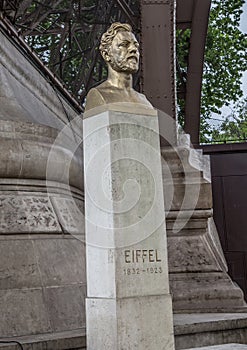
<box><xmin>109</xmin><ymin>57</ymin><xmax>139</xmax><ymax>71</ymax></box>
<box><xmin>119</xmin><ymin>57</ymin><xmax>139</xmax><ymax>66</ymax></box>
<box><xmin>127</xmin><ymin>55</ymin><xmax>139</xmax><ymax>61</ymax></box>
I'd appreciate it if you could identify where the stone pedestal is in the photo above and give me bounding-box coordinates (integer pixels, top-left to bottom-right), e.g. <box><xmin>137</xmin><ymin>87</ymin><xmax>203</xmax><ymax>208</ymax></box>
<box><xmin>0</xmin><ymin>120</ymin><xmax>86</xmax><ymax>338</ymax></box>
<box><xmin>162</xmin><ymin>133</ymin><xmax>247</xmax><ymax>312</ymax></box>
<box><xmin>83</xmin><ymin>104</ymin><xmax>175</xmax><ymax>350</ymax></box>
<box><xmin>0</xmin><ymin>26</ymin><xmax>86</xmax><ymax>344</ymax></box>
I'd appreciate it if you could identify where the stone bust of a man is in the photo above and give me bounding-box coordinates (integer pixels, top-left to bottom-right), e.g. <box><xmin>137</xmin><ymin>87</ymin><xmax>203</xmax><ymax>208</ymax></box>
<box><xmin>84</xmin><ymin>22</ymin><xmax>153</xmax><ymax>111</ymax></box>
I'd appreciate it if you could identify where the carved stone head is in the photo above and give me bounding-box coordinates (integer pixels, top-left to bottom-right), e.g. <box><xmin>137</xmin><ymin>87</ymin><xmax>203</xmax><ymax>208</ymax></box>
<box><xmin>99</xmin><ymin>22</ymin><xmax>140</xmax><ymax>74</ymax></box>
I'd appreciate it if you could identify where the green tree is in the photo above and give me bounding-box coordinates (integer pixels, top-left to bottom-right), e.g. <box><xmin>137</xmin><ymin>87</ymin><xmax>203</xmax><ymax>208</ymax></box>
<box><xmin>177</xmin><ymin>0</ymin><xmax>247</xmax><ymax>142</ymax></box>
<box><xmin>6</xmin><ymin>0</ymin><xmax>247</xmax><ymax>135</ymax></box>
<box><xmin>203</xmin><ymin>0</ymin><xmax>246</xmax><ymax>119</ymax></box>
<box><xmin>211</xmin><ymin>97</ymin><xmax>247</xmax><ymax>143</ymax></box>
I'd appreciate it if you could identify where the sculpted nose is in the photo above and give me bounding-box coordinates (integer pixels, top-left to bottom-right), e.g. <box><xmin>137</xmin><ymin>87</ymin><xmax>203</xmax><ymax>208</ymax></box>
<box><xmin>128</xmin><ymin>44</ymin><xmax>138</xmax><ymax>55</ymax></box>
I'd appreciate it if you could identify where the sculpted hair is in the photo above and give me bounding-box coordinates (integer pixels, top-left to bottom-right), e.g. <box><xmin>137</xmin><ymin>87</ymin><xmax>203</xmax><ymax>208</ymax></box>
<box><xmin>99</xmin><ymin>22</ymin><xmax>132</xmax><ymax>55</ymax></box>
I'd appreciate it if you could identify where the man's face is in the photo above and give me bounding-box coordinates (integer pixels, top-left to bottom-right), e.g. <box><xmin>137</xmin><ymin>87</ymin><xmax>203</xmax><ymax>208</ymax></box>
<box><xmin>107</xmin><ymin>31</ymin><xmax>140</xmax><ymax>74</ymax></box>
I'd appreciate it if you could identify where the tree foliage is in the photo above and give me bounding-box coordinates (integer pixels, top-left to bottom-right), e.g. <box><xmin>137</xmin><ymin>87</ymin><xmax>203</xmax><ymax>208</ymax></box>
<box><xmin>211</xmin><ymin>97</ymin><xmax>247</xmax><ymax>143</ymax></box>
<box><xmin>203</xmin><ymin>0</ymin><xmax>246</xmax><ymax>111</ymax></box>
<box><xmin>4</xmin><ymin>0</ymin><xmax>246</xmax><ymax>141</ymax></box>
<box><xmin>177</xmin><ymin>0</ymin><xmax>247</xmax><ymax>142</ymax></box>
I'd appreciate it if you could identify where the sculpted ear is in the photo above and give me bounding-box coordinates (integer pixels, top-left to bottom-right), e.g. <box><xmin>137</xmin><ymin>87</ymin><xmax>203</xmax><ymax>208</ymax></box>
<box><xmin>101</xmin><ymin>50</ymin><xmax>111</xmax><ymax>63</ymax></box>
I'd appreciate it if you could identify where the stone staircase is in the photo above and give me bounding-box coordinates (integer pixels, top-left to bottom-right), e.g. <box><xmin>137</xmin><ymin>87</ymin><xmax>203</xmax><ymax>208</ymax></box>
<box><xmin>186</xmin><ymin>345</ymin><xmax>247</xmax><ymax>349</ymax></box>
<box><xmin>174</xmin><ymin>313</ymin><xmax>247</xmax><ymax>349</ymax></box>
<box><xmin>1</xmin><ymin>313</ymin><xmax>247</xmax><ymax>349</ymax></box>
<box><xmin>0</xmin><ymin>330</ymin><xmax>86</xmax><ymax>349</ymax></box>
<box><xmin>161</xmin><ymin>133</ymin><xmax>247</xmax><ymax>350</ymax></box>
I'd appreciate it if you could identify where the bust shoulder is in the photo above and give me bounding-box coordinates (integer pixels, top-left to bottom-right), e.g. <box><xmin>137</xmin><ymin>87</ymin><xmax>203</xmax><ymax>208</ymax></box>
<box><xmin>85</xmin><ymin>81</ymin><xmax>153</xmax><ymax>110</ymax></box>
<box><xmin>84</xmin><ymin>87</ymin><xmax>106</xmax><ymax>111</ymax></box>
<box><xmin>132</xmin><ymin>90</ymin><xmax>153</xmax><ymax>108</ymax></box>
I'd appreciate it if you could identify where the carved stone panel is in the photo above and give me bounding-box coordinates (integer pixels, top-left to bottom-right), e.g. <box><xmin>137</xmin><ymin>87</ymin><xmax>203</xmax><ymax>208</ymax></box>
<box><xmin>168</xmin><ymin>235</ymin><xmax>222</xmax><ymax>273</ymax></box>
<box><xmin>51</xmin><ymin>197</ymin><xmax>85</xmax><ymax>236</ymax></box>
<box><xmin>0</xmin><ymin>195</ymin><xmax>61</xmax><ymax>233</ymax></box>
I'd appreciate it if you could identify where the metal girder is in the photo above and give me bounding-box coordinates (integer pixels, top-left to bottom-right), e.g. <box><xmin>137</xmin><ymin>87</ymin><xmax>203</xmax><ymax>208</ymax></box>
<box><xmin>0</xmin><ymin>0</ymin><xmax>139</xmax><ymax>104</ymax></box>
<box><xmin>115</xmin><ymin>0</ymin><xmax>138</xmax><ymax>28</ymax></box>
<box><xmin>140</xmin><ymin>0</ymin><xmax>176</xmax><ymax>118</ymax></box>
<box><xmin>176</xmin><ymin>0</ymin><xmax>194</xmax><ymax>29</ymax></box>
<box><xmin>183</xmin><ymin>0</ymin><xmax>211</xmax><ymax>145</ymax></box>
<box><xmin>21</xmin><ymin>0</ymin><xmax>64</xmax><ymax>35</ymax></box>
<box><xmin>0</xmin><ymin>0</ymin><xmax>211</xmax><ymax>137</ymax></box>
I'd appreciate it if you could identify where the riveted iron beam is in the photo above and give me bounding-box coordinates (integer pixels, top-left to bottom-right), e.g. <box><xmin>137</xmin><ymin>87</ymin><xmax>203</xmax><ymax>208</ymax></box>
<box><xmin>184</xmin><ymin>0</ymin><xmax>211</xmax><ymax>146</ymax></box>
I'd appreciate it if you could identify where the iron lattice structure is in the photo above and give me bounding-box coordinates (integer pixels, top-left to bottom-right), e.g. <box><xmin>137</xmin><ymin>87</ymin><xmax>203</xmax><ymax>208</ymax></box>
<box><xmin>0</xmin><ymin>0</ymin><xmax>212</xmax><ymax>145</ymax></box>
<box><xmin>0</xmin><ymin>0</ymin><xmax>140</xmax><ymax>104</ymax></box>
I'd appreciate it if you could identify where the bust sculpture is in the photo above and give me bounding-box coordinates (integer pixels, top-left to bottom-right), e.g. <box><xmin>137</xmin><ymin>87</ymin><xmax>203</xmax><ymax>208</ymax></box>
<box><xmin>84</xmin><ymin>22</ymin><xmax>153</xmax><ymax>111</ymax></box>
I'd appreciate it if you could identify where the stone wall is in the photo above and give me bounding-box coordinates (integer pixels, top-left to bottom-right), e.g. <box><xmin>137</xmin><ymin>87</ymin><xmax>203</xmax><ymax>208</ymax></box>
<box><xmin>0</xmin><ymin>27</ymin><xmax>86</xmax><ymax>339</ymax></box>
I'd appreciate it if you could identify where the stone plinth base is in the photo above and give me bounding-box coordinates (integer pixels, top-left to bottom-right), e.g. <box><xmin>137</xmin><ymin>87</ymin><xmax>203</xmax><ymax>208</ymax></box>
<box><xmin>86</xmin><ymin>295</ymin><xmax>174</xmax><ymax>349</ymax></box>
<box><xmin>83</xmin><ymin>105</ymin><xmax>175</xmax><ymax>350</ymax></box>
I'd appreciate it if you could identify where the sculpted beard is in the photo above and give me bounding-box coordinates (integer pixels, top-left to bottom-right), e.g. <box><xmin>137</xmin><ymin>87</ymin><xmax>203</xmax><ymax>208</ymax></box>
<box><xmin>109</xmin><ymin>56</ymin><xmax>139</xmax><ymax>74</ymax></box>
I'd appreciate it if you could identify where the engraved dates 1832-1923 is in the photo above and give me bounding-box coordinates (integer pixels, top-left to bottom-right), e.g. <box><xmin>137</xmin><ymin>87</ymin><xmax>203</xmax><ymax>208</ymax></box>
<box><xmin>123</xmin><ymin>249</ymin><xmax>163</xmax><ymax>276</ymax></box>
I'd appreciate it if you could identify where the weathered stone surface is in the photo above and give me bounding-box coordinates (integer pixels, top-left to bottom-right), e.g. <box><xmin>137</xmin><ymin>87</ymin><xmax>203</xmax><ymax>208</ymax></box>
<box><xmin>174</xmin><ymin>313</ymin><xmax>247</xmax><ymax>333</ymax></box>
<box><xmin>0</xmin><ymin>119</ymin><xmax>83</xmax><ymax>190</ymax></box>
<box><xmin>87</xmin><ymin>295</ymin><xmax>174</xmax><ymax>350</ymax></box>
<box><xmin>170</xmin><ymin>272</ymin><xmax>246</xmax><ymax>311</ymax></box>
<box><xmin>162</xmin><ymin>147</ymin><xmax>212</xmax><ymax>213</ymax></box>
<box><xmin>0</xmin><ymin>30</ymin><xmax>79</xmax><ymax>128</ymax></box>
<box><xmin>167</xmin><ymin>217</ymin><xmax>227</xmax><ymax>274</ymax></box>
<box><xmin>44</xmin><ymin>285</ymin><xmax>86</xmax><ymax>332</ymax></box>
<box><xmin>84</xmin><ymin>107</ymin><xmax>174</xmax><ymax>349</ymax></box>
<box><xmin>0</xmin><ymin>26</ymin><xmax>85</xmax><ymax>345</ymax></box>
<box><xmin>0</xmin><ymin>288</ymin><xmax>52</xmax><ymax>337</ymax></box>
<box><xmin>0</xmin><ymin>239</ymin><xmax>41</xmax><ymax>290</ymax></box>
<box><xmin>33</xmin><ymin>238</ymin><xmax>85</xmax><ymax>286</ymax></box>
<box><xmin>168</xmin><ymin>235</ymin><xmax>221</xmax><ymax>272</ymax></box>
<box><xmin>0</xmin><ymin>195</ymin><xmax>61</xmax><ymax>233</ymax></box>
<box><xmin>87</xmin><ymin>233</ymin><xmax>170</xmax><ymax>299</ymax></box>
<box><xmin>162</xmin><ymin>135</ymin><xmax>247</xmax><ymax>312</ymax></box>
<box><xmin>174</xmin><ymin>313</ymin><xmax>247</xmax><ymax>349</ymax></box>
<box><xmin>185</xmin><ymin>345</ymin><xmax>247</xmax><ymax>350</ymax></box>
<box><xmin>0</xmin><ymin>330</ymin><xmax>86</xmax><ymax>350</ymax></box>
<box><xmin>0</xmin><ymin>237</ymin><xmax>86</xmax><ymax>337</ymax></box>
<box><xmin>51</xmin><ymin>197</ymin><xmax>85</xmax><ymax>235</ymax></box>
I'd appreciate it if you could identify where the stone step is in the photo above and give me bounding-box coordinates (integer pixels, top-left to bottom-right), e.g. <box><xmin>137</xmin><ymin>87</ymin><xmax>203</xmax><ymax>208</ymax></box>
<box><xmin>174</xmin><ymin>313</ymin><xmax>247</xmax><ymax>349</ymax></box>
<box><xmin>1</xmin><ymin>313</ymin><xmax>247</xmax><ymax>349</ymax></box>
<box><xmin>186</xmin><ymin>345</ymin><xmax>247</xmax><ymax>350</ymax></box>
<box><xmin>0</xmin><ymin>330</ymin><xmax>86</xmax><ymax>350</ymax></box>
